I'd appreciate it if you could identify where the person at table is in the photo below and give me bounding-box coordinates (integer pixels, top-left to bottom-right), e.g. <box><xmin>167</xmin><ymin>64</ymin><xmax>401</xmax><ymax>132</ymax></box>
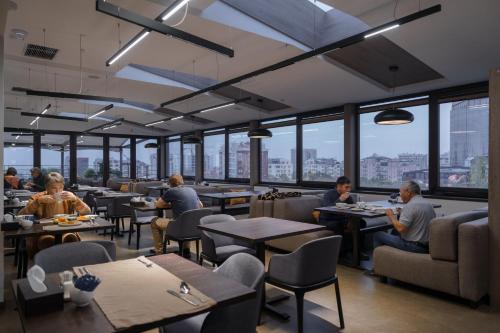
<box><xmin>25</xmin><ymin>167</ymin><xmax>45</xmax><ymax>192</ymax></box>
<box><xmin>373</xmin><ymin>180</ymin><xmax>435</xmax><ymax>253</ymax></box>
<box><xmin>4</xmin><ymin>167</ymin><xmax>23</xmax><ymax>190</ymax></box>
<box><xmin>151</xmin><ymin>174</ymin><xmax>203</xmax><ymax>256</ymax></box>
<box><xmin>18</xmin><ymin>172</ymin><xmax>91</xmax><ymax>254</ymax></box>
<box><xmin>318</xmin><ymin>176</ymin><xmax>355</xmax><ymax>235</ymax></box>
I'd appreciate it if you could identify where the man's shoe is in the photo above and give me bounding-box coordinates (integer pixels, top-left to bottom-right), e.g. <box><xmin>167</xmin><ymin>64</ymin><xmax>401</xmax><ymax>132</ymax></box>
<box><xmin>182</xmin><ymin>248</ymin><xmax>191</xmax><ymax>259</ymax></box>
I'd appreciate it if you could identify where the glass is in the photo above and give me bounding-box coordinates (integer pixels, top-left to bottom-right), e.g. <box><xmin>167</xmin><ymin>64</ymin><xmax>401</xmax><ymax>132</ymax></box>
<box><xmin>302</xmin><ymin>120</ymin><xmax>344</xmax><ymax>182</ymax></box>
<box><xmin>136</xmin><ymin>138</ymin><xmax>158</xmax><ymax>179</ymax></box>
<box><xmin>77</xmin><ymin>136</ymin><xmax>103</xmax><ymax>186</ymax></box>
<box><xmin>359</xmin><ymin>105</ymin><xmax>429</xmax><ymax>189</ymax></box>
<box><xmin>203</xmin><ymin>134</ymin><xmax>225</xmax><ymax>179</ymax></box>
<box><xmin>260</xmin><ymin>125</ymin><xmax>297</xmax><ymax>183</ymax></box>
<box><xmin>228</xmin><ymin>132</ymin><xmax>250</xmax><ymax>179</ymax></box>
<box><xmin>41</xmin><ymin>134</ymin><xmax>70</xmax><ymax>180</ymax></box>
<box><xmin>109</xmin><ymin>137</ymin><xmax>131</xmax><ymax>178</ymax></box>
<box><xmin>3</xmin><ymin>132</ymin><xmax>33</xmax><ymax>181</ymax></box>
<box><xmin>168</xmin><ymin>140</ymin><xmax>181</xmax><ymax>176</ymax></box>
<box><xmin>439</xmin><ymin>97</ymin><xmax>488</xmax><ymax>188</ymax></box>
<box><xmin>183</xmin><ymin>143</ymin><xmax>196</xmax><ymax>177</ymax></box>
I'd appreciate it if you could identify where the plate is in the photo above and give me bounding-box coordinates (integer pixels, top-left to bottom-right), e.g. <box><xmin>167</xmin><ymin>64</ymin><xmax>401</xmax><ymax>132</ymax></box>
<box><xmin>350</xmin><ymin>208</ymin><xmax>365</xmax><ymax>212</ymax></box>
<box><xmin>58</xmin><ymin>221</ymin><xmax>82</xmax><ymax>227</ymax></box>
<box><xmin>77</xmin><ymin>215</ymin><xmax>92</xmax><ymax>221</ymax></box>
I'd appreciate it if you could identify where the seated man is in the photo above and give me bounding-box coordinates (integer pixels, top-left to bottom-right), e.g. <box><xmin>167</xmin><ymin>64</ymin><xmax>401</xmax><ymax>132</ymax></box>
<box><xmin>373</xmin><ymin>180</ymin><xmax>435</xmax><ymax>254</ymax></box>
<box><xmin>25</xmin><ymin>167</ymin><xmax>45</xmax><ymax>192</ymax></box>
<box><xmin>4</xmin><ymin>167</ymin><xmax>23</xmax><ymax>190</ymax></box>
<box><xmin>151</xmin><ymin>174</ymin><xmax>203</xmax><ymax>256</ymax></box>
<box><xmin>319</xmin><ymin>176</ymin><xmax>354</xmax><ymax>235</ymax></box>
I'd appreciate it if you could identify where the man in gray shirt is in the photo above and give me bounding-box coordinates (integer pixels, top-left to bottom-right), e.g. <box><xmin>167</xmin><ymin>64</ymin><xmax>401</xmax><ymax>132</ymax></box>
<box><xmin>373</xmin><ymin>180</ymin><xmax>436</xmax><ymax>253</ymax></box>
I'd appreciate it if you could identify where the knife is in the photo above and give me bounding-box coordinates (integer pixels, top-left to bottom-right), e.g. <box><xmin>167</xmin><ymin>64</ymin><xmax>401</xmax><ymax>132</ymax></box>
<box><xmin>167</xmin><ymin>289</ymin><xmax>199</xmax><ymax>306</ymax></box>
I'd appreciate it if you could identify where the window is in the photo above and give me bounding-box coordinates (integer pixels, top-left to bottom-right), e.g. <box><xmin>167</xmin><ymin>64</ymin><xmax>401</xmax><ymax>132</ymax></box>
<box><xmin>183</xmin><ymin>143</ymin><xmax>197</xmax><ymax>177</ymax></box>
<box><xmin>439</xmin><ymin>97</ymin><xmax>488</xmax><ymax>189</ymax></box>
<box><xmin>3</xmin><ymin>132</ymin><xmax>33</xmax><ymax>182</ymax></box>
<box><xmin>228</xmin><ymin>132</ymin><xmax>250</xmax><ymax>179</ymax></box>
<box><xmin>109</xmin><ymin>138</ymin><xmax>131</xmax><ymax>179</ymax></box>
<box><xmin>168</xmin><ymin>140</ymin><xmax>181</xmax><ymax>176</ymax></box>
<box><xmin>203</xmin><ymin>134</ymin><xmax>225</xmax><ymax>179</ymax></box>
<box><xmin>77</xmin><ymin>136</ymin><xmax>103</xmax><ymax>186</ymax></box>
<box><xmin>41</xmin><ymin>134</ymin><xmax>70</xmax><ymax>180</ymax></box>
<box><xmin>260</xmin><ymin>125</ymin><xmax>297</xmax><ymax>183</ymax></box>
<box><xmin>302</xmin><ymin>120</ymin><xmax>344</xmax><ymax>182</ymax></box>
<box><xmin>359</xmin><ymin>105</ymin><xmax>429</xmax><ymax>189</ymax></box>
<box><xmin>136</xmin><ymin>139</ymin><xmax>158</xmax><ymax>179</ymax></box>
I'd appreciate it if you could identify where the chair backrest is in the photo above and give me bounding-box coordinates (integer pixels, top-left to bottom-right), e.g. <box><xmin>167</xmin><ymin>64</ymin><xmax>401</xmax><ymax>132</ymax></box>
<box><xmin>201</xmin><ymin>253</ymin><xmax>265</xmax><ymax>333</ymax></box>
<box><xmin>268</xmin><ymin>235</ymin><xmax>342</xmax><ymax>287</ymax></box>
<box><xmin>84</xmin><ymin>240</ymin><xmax>117</xmax><ymax>261</ymax></box>
<box><xmin>200</xmin><ymin>214</ymin><xmax>237</xmax><ymax>247</ymax></box>
<box><xmin>166</xmin><ymin>208</ymin><xmax>213</xmax><ymax>239</ymax></box>
<box><xmin>34</xmin><ymin>242</ymin><xmax>112</xmax><ymax>273</ymax></box>
<box><xmin>107</xmin><ymin>196</ymin><xmax>134</xmax><ymax>217</ymax></box>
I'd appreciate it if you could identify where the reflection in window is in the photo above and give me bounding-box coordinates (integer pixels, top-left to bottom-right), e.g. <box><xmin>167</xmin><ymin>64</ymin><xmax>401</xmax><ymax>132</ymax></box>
<box><xmin>77</xmin><ymin>136</ymin><xmax>103</xmax><ymax>186</ymax></box>
<box><xmin>260</xmin><ymin>126</ymin><xmax>296</xmax><ymax>183</ymax></box>
<box><xmin>359</xmin><ymin>105</ymin><xmax>429</xmax><ymax>189</ymax></box>
<box><xmin>136</xmin><ymin>139</ymin><xmax>158</xmax><ymax>179</ymax></box>
<box><xmin>228</xmin><ymin>132</ymin><xmax>250</xmax><ymax>179</ymax></box>
<box><xmin>203</xmin><ymin>134</ymin><xmax>225</xmax><ymax>179</ymax></box>
<box><xmin>168</xmin><ymin>140</ymin><xmax>181</xmax><ymax>176</ymax></box>
<box><xmin>183</xmin><ymin>143</ymin><xmax>196</xmax><ymax>177</ymax></box>
<box><xmin>3</xmin><ymin>132</ymin><xmax>33</xmax><ymax>182</ymax></box>
<box><xmin>41</xmin><ymin>134</ymin><xmax>70</xmax><ymax>180</ymax></box>
<box><xmin>110</xmin><ymin>138</ymin><xmax>131</xmax><ymax>179</ymax></box>
<box><xmin>302</xmin><ymin>120</ymin><xmax>344</xmax><ymax>182</ymax></box>
<box><xmin>439</xmin><ymin>98</ymin><xmax>488</xmax><ymax>189</ymax></box>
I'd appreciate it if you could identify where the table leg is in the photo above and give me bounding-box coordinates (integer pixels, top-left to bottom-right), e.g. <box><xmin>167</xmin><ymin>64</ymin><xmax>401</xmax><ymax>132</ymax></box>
<box><xmin>220</xmin><ymin>199</ymin><xmax>226</xmax><ymax>214</ymax></box>
<box><xmin>54</xmin><ymin>234</ymin><xmax>63</xmax><ymax>245</ymax></box>
<box><xmin>343</xmin><ymin>217</ymin><xmax>361</xmax><ymax>268</ymax></box>
<box><xmin>17</xmin><ymin>239</ymin><xmax>28</xmax><ymax>278</ymax></box>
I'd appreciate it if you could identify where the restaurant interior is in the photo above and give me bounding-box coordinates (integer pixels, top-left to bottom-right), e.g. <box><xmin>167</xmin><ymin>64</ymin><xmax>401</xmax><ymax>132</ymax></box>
<box><xmin>1</xmin><ymin>0</ymin><xmax>500</xmax><ymax>332</ymax></box>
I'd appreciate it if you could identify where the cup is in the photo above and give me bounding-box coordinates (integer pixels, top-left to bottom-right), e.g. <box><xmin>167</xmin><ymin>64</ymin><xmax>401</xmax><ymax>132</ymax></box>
<box><xmin>12</xmin><ymin>197</ymin><xmax>20</xmax><ymax>204</ymax></box>
<box><xmin>20</xmin><ymin>219</ymin><xmax>34</xmax><ymax>229</ymax></box>
<box><xmin>357</xmin><ymin>202</ymin><xmax>366</xmax><ymax>209</ymax></box>
<box><xmin>53</xmin><ymin>192</ymin><xmax>63</xmax><ymax>203</ymax></box>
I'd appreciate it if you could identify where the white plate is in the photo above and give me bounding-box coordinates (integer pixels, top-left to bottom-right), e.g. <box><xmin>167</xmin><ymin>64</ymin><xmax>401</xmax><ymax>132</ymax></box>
<box><xmin>57</xmin><ymin>221</ymin><xmax>82</xmax><ymax>227</ymax></box>
<box><xmin>350</xmin><ymin>208</ymin><xmax>365</xmax><ymax>212</ymax></box>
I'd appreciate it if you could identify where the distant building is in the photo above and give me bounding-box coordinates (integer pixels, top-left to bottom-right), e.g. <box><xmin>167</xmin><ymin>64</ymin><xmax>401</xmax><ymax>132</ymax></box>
<box><xmin>77</xmin><ymin>157</ymin><xmax>89</xmax><ymax>177</ymax></box>
<box><xmin>268</xmin><ymin>158</ymin><xmax>293</xmax><ymax>180</ymax></box>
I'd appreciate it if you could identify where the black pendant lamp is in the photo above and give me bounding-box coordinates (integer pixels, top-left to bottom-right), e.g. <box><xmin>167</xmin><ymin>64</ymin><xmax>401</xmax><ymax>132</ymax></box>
<box><xmin>247</xmin><ymin>127</ymin><xmax>272</xmax><ymax>139</ymax></box>
<box><xmin>183</xmin><ymin>136</ymin><xmax>202</xmax><ymax>144</ymax></box>
<box><xmin>374</xmin><ymin>66</ymin><xmax>414</xmax><ymax>125</ymax></box>
<box><xmin>145</xmin><ymin>142</ymin><xmax>158</xmax><ymax>148</ymax></box>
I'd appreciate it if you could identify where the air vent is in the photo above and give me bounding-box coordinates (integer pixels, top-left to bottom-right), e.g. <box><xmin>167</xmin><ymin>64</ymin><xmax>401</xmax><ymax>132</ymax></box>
<box><xmin>24</xmin><ymin>43</ymin><xmax>58</xmax><ymax>60</ymax></box>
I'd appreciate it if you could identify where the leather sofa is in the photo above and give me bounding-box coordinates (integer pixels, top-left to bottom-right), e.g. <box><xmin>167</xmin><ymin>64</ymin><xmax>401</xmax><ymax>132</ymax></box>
<box><xmin>374</xmin><ymin>211</ymin><xmax>489</xmax><ymax>304</ymax></box>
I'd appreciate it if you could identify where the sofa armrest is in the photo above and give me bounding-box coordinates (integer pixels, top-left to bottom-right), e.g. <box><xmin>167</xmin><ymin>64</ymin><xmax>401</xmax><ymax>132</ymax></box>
<box><xmin>458</xmin><ymin>218</ymin><xmax>489</xmax><ymax>302</ymax></box>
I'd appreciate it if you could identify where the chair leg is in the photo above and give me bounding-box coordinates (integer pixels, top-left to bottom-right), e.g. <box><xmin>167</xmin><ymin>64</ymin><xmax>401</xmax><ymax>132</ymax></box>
<box><xmin>162</xmin><ymin>235</ymin><xmax>168</xmax><ymax>254</ymax></box>
<box><xmin>195</xmin><ymin>240</ymin><xmax>200</xmax><ymax>262</ymax></box>
<box><xmin>295</xmin><ymin>291</ymin><xmax>305</xmax><ymax>333</ymax></box>
<box><xmin>136</xmin><ymin>225</ymin><xmax>141</xmax><ymax>250</ymax></box>
<box><xmin>128</xmin><ymin>221</ymin><xmax>134</xmax><ymax>246</ymax></box>
<box><xmin>198</xmin><ymin>255</ymin><xmax>203</xmax><ymax>266</ymax></box>
<box><xmin>178</xmin><ymin>241</ymin><xmax>184</xmax><ymax>256</ymax></box>
<box><xmin>13</xmin><ymin>239</ymin><xmax>19</xmax><ymax>267</ymax></box>
<box><xmin>334</xmin><ymin>279</ymin><xmax>345</xmax><ymax>329</ymax></box>
<box><xmin>121</xmin><ymin>218</ymin><xmax>125</xmax><ymax>231</ymax></box>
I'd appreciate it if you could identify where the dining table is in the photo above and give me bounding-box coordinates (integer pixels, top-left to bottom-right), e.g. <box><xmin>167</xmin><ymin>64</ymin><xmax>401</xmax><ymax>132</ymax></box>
<box><xmin>314</xmin><ymin>200</ymin><xmax>443</xmax><ymax>268</ymax></box>
<box><xmin>3</xmin><ymin>217</ymin><xmax>114</xmax><ymax>278</ymax></box>
<box><xmin>11</xmin><ymin>254</ymin><xmax>256</xmax><ymax>333</ymax></box>
<box><xmin>198</xmin><ymin>216</ymin><xmax>326</xmax><ymax>320</ymax></box>
<box><xmin>197</xmin><ymin>191</ymin><xmax>262</xmax><ymax>214</ymax></box>
<box><xmin>147</xmin><ymin>184</ymin><xmax>170</xmax><ymax>196</ymax></box>
<box><xmin>93</xmin><ymin>192</ymin><xmax>143</xmax><ymax>236</ymax></box>
<box><xmin>3</xmin><ymin>200</ymin><xmax>28</xmax><ymax>213</ymax></box>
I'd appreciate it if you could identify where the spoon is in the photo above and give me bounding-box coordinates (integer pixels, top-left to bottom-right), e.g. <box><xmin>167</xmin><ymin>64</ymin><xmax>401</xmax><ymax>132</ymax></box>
<box><xmin>180</xmin><ymin>281</ymin><xmax>206</xmax><ymax>304</ymax></box>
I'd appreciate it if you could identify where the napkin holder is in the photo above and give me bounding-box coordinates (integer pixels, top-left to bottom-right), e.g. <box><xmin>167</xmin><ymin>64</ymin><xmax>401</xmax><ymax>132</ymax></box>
<box><xmin>17</xmin><ymin>275</ymin><xmax>64</xmax><ymax>316</ymax></box>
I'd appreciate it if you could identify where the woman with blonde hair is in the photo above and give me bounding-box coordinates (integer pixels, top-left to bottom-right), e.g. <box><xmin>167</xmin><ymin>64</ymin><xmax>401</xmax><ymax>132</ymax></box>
<box><xmin>19</xmin><ymin>172</ymin><xmax>91</xmax><ymax>254</ymax></box>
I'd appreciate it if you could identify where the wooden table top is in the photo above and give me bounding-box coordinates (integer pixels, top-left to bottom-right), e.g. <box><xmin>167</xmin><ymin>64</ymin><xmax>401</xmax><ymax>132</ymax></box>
<box><xmin>11</xmin><ymin>254</ymin><xmax>255</xmax><ymax>333</ymax></box>
<box><xmin>198</xmin><ymin>217</ymin><xmax>326</xmax><ymax>243</ymax></box>
<box><xmin>315</xmin><ymin>200</ymin><xmax>442</xmax><ymax>218</ymax></box>
<box><xmin>122</xmin><ymin>203</ymin><xmax>166</xmax><ymax>212</ymax></box>
<box><xmin>197</xmin><ymin>191</ymin><xmax>261</xmax><ymax>199</ymax></box>
<box><xmin>146</xmin><ymin>185</ymin><xmax>169</xmax><ymax>190</ymax></box>
<box><xmin>94</xmin><ymin>192</ymin><xmax>143</xmax><ymax>199</ymax></box>
<box><xmin>3</xmin><ymin>217</ymin><xmax>114</xmax><ymax>239</ymax></box>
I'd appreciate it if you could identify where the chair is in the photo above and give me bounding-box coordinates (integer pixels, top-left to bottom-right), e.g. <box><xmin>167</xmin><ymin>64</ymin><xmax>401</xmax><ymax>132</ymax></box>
<box><xmin>266</xmin><ymin>235</ymin><xmax>345</xmax><ymax>332</ymax></box>
<box><xmin>128</xmin><ymin>207</ymin><xmax>156</xmax><ymax>250</ymax></box>
<box><xmin>199</xmin><ymin>214</ymin><xmax>255</xmax><ymax>266</ymax></box>
<box><xmin>162</xmin><ymin>208</ymin><xmax>213</xmax><ymax>261</ymax></box>
<box><xmin>85</xmin><ymin>240</ymin><xmax>117</xmax><ymax>261</ymax></box>
<box><xmin>161</xmin><ymin>253</ymin><xmax>265</xmax><ymax>333</ymax></box>
<box><xmin>107</xmin><ymin>196</ymin><xmax>134</xmax><ymax>235</ymax></box>
<box><xmin>34</xmin><ymin>242</ymin><xmax>112</xmax><ymax>274</ymax></box>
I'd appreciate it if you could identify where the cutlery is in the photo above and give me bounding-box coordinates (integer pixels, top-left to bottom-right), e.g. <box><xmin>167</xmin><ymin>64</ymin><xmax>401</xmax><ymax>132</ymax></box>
<box><xmin>137</xmin><ymin>257</ymin><xmax>153</xmax><ymax>268</ymax></box>
<box><xmin>180</xmin><ymin>281</ymin><xmax>206</xmax><ymax>303</ymax></box>
<box><xmin>167</xmin><ymin>289</ymin><xmax>199</xmax><ymax>306</ymax></box>
<box><xmin>83</xmin><ymin>267</ymin><xmax>92</xmax><ymax>275</ymax></box>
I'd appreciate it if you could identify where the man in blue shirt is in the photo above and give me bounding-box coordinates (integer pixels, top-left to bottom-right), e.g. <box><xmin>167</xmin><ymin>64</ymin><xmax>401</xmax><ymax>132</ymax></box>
<box><xmin>151</xmin><ymin>174</ymin><xmax>203</xmax><ymax>256</ymax></box>
<box><xmin>319</xmin><ymin>176</ymin><xmax>355</xmax><ymax>235</ymax></box>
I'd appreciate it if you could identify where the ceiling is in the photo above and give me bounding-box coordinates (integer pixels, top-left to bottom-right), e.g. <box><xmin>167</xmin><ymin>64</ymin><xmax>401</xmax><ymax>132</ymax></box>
<box><xmin>3</xmin><ymin>0</ymin><xmax>500</xmax><ymax>136</ymax></box>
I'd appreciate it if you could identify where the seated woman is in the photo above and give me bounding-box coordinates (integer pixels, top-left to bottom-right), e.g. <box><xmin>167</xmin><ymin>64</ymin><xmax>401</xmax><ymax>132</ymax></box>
<box><xmin>4</xmin><ymin>167</ymin><xmax>23</xmax><ymax>190</ymax></box>
<box><xmin>18</xmin><ymin>172</ymin><xmax>91</xmax><ymax>254</ymax></box>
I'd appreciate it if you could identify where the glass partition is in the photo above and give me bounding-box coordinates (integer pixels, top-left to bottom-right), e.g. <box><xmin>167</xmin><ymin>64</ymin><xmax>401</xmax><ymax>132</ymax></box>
<box><xmin>41</xmin><ymin>134</ymin><xmax>70</xmax><ymax>181</ymax></box>
<box><xmin>168</xmin><ymin>140</ymin><xmax>181</xmax><ymax>176</ymax></box>
<box><xmin>136</xmin><ymin>138</ymin><xmax>158</xmax><ymax>179</ymax></box>
<box><xmin>203</xmin><ymin>134</ymin><xmax>225</xmax><ymax>179</ymax></box>
<box><xmin>3</xmin><ymin>132</ymin><xmax>33</xmax><ymax>183</ymax></box>
<box><xmin>109</xmin><ymin>137</ymin><xmax>131</xmax><ymax>179</ymax></box>
<box><xmin>183</xmin><ymin>143</ymin><xmax>196</xmax><ymax>177</ymax></box>
<box><xmin>77</xmin><ymin>136</ymin><xmax>103</xmax><ymax>186</ymax></box>
<box><xmin>228</xmin><ymin>132</ymin><xmax>250</xmax><ymax>179</ymax></box>
<box><xmin>260</xmin><ymin>125</ymin><xmax>297</xmax><ymax>183</ymax></box>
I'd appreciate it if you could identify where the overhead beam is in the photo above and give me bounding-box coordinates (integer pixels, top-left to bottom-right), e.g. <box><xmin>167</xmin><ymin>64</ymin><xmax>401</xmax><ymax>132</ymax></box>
<box><xmin>21</xmin><ymin>112</ymin><xmax>88</xmax><ymax>122</ymax></box>
<box><xmin>160</xmin><ymin>4</ymin><xmax>442</xmax><ymax>107</ymax></box>
<box><xmin>121</xmin><ymin>119</ymin><xmax>170</xmax><ymax>134</ymax></box>
<box><xmin>84</xmin><ymin>118</ymin><xmax>124</xmax><ymax>133</ymax></box>
<box><xmin>12</xmin><ymin>87</ymin><xmax>125</xmax><ymax>103</ymax></box>
<box><xmin>96</xmin><ymin>0</ymin><xmax>234</xmax><ymax>58</ymax></box>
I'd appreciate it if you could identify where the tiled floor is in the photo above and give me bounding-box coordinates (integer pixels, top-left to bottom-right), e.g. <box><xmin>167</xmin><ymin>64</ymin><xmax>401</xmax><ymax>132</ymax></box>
<box><xmin>1</xmin><ymin>219</ymin><xmax>499</xmax><ymax>333</ymax></box>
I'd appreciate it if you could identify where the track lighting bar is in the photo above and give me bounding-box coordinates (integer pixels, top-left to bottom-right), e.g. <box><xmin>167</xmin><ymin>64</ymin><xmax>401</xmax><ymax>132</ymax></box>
<box><xmin>88</xmin><ymin>104</ymin><xmax>114</xmax><ymax>119</ymax></box>
<box><xmin>21</xmin><ymin>112</ymin><xmax>89</xmax><ymax>122</ymax></box>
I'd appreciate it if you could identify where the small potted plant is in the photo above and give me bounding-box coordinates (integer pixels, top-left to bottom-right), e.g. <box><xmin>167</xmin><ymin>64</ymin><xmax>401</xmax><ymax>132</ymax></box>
<box><xmin>70</xmin><ymin>273</ymin><xmax>101</xmax><ymax>307</ymax></box>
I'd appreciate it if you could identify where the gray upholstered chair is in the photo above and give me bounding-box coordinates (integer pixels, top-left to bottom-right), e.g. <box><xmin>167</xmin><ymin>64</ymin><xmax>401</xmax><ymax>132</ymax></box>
<box><xmin>163</xmin><ymin>208</ymin><xmax>213</xmax><ymax>261</ymax></box>
<box><xmin>85</xmin><ymin>240</ymin><xmax>117</xmax><ymax>261</ymax></box>
<box><xmin>128</xmin><ymin>199</ymin><xmax>157</xmax><ymax>250</ymax></box>
<box><xmin>199</xmin><ymin>214</ymin><xmax>255</xmax><ymax>266</ymax></box>
<box><xmin>267</xmin><ymin>235</ymin><xmax>345</xmax><ymax>332</ymax></box>
<box><xmin>107</xmin><ymin>196</ymin><xmax>134</xmax><ymax>237</ymax></box>
<box><xmin>34</xmin><ymin>242</ymin><xmax>112</xmax><ymax>273</ymax></box>
<box><xmin>161</xmin><ymin>253</ymin><xmax>265</xmax><ymax>333</ymax></box>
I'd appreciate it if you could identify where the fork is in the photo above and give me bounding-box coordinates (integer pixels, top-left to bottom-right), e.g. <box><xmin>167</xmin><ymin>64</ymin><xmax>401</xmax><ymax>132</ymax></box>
<box><xmin>137</xmin><ymin>257</ymin><xmax>153</xmax><ymax>268</ymax></box>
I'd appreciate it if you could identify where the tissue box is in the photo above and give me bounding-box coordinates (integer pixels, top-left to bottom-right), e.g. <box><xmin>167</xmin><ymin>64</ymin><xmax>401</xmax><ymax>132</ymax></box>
<box><xmin>17</xmin><ymin>275</ymin><xmax>64</xmax><ymax>316</ymax></box>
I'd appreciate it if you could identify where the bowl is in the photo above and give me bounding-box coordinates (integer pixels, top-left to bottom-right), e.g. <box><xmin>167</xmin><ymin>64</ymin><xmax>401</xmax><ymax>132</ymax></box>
<box><xmin>70</xmin><ymin>288</ymin><xmax>95</xmax><ymax>307</ymax></box>
<box><xmin>53</xmin><ymin>214</ymin><xmax>68</xmax><ymax>219</ymax></box>
<box><xmin>20</xmin><ymin>219</ymin><xmax>34</xmax><ymax>230</ymax></box>
<box><xmin>335</xmin><ymin>203</ymin><xmax>347</xmax><ymax>208</ymax></box>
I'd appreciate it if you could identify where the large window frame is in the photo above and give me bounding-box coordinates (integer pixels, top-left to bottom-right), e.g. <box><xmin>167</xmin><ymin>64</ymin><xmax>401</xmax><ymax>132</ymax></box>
<box><xmin>202</xmin><ymin>129</ymin><xmax>226</xmax><ymax>181</ymax></box>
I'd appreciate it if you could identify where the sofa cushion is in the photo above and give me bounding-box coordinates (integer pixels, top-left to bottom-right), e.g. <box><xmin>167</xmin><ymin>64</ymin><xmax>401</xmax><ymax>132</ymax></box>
<box><xmin>272</xmin><ymin>195</ymin><xmax>323</xmax><ymax>223</ymax></box>
<box><xmin>249</xmin><ymin>196</ymin><xmax>274</xmax><ymax>218</ymax></box>
<box><xmin>374</xmin><ymin>246</ymin><xmax>459</xmax><ymax>296</ymax></box>
<box><xmin>429</xmin><ymin>211</ymin><xmax>488</xmax><ymax>261</ymax></box>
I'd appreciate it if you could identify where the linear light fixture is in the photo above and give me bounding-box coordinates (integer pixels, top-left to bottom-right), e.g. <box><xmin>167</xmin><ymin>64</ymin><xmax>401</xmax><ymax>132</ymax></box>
<box><xmin>160</xmin><ymin>5</ymin><xmax>442</xmax><ymax>107</ymax></box>
<box><xmin>162</xmin><ymin>0</ymin><xmax>189</xmax><ymax>21</ymax></box>
<box><xmin>88</xmin><ymin>104</ymin><xmax>114</xmax><ymax>119</ymax></box>
<box><xmin>41</xmin><ymin>104</ymin><xmax>51</xmax><ymax>114</ymax></box>
<box><xmin>200</xmin><ymin>102</ymin><xmax>235</xmax><ymax>113</ymax></box>
<box><xmin>171</xmin><ymin>116</ymin><xmax>184</xmax><ymax>120</ymax></box>
<box><xmin>145</xmin><ymin>120</ymin><xmax>165</xmax><ymax>127</ymax></box>
<box><xmin>29</xmin><ymin>117</ymin><xmax>40</xmax><ymax>126</ymax></box>
<box><xmin>15</xmin><ymin>135</ymin><xmax>20</xmax><ymax>140</ymax></box>
<box><xmin>103</xmin><ymin>124</ymin><xmax>117</xmax><ymax>130</ymax></box>
<box><xmin>107</xmin><ymin>30</ymin><xmax>150</xmax><ymax>66</ymax></box>
<box><xmin>84</xmin><ymin>117</ymin><xmax>124</xmax><ymax>133</ymax></box>
<box><xmin>28</xmin><ymin>103</ymin><xmax>52</xmax><ymax>125</ymax></box>
<box><xmin>364</xmin><ymin>24</ymin><xmax>400</xmax><ymax>38</ymax></box>
<box><xmin>21</xmin><ymin>112</ymin><xmax>89</xmax><ymax>122</ymax></box>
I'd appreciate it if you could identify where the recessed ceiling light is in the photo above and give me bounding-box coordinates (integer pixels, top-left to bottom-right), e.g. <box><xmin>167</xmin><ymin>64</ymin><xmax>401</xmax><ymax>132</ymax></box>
<box><xmin>10</xmin><ymin>28</ymin><xmax>27</xmax><ymax>40</ymax></box>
